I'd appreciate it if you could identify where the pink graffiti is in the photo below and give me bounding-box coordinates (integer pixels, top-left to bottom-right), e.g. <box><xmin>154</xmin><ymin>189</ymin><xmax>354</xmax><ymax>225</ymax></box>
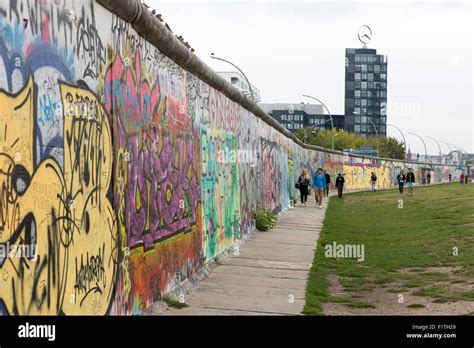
<box><xmin>104</xmin><ymin>50</ymin><xmax>160</xmax><ymax>130</ymax></box>
<box><xmin>106</xmin><ymin>51</ymin><xmax>200</xmax><ymax>250</ymax></box>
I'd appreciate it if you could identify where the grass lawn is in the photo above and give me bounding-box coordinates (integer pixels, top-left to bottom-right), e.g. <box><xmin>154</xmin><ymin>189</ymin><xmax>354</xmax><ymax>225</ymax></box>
<box><xmin>303</xmin><ymin>182</ymin><xmax>474</xmax><ymax>315</ymax></box>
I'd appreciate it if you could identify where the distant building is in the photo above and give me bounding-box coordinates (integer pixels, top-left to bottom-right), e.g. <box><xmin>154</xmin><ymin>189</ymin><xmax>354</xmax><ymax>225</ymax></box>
<box><xmin>344</xmin><ymin>47</ymin><xmax>388</xmax><ymax>138</ymax></box>
<box><xmin>259</xmin><ymin>103</ymin><xmax>345</xmax><ymax>132</ymax></box>
<box><xmin>217</xmin><ymin>71</ymin><xmax>262</xmax><ymax>102</ymax></box>
<box><xmin>464</xmin><ymin>153</ymin><xmax>474</xmax><ymax>164</ymax></box>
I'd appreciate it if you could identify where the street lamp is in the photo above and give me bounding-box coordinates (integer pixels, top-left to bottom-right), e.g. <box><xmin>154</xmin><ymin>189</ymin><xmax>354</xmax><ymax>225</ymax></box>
<box><xmin>457</xmin><ymin>146</ymin><xmax>469</xmax><ymax>154</ymax></box>
<box><xmin>408</xmin><ymin>132</ymin><xmax>428</xmax><ymax>160</ymax></box>
<box><xmin>353</xmin><ymin>112</ymin><xmax>379</xmax><ymax>156</ymax></box>
<box><xmin>210</xmin><ymin>53</ymin><xmax>255</xmax><ymax>102</ymax></box>
<box><xmin>285</xmin><ymin>119</ymin><xmax>309</xmax><ymax>143</ymax></box>
<box><xmin>386</xmin><ymin>123</ymin><xmax>406</xmax><ymax>158</ymax></box>
<box><xmin>302</xmin><ymin>94</ymin><xmax>334</xmax><ymax>150</ymax></box>
<box><xmin>440</xmin><ymin>141</ymin><xmax>452</xmax><ymax>153</ymax></box>
<box><xmin>450</xmin><ymin>144</ymin><xmax>468</xmax><ymax>154</ymax></box>
<box><xmin>440</xmin><ymin>141</ymin><xmax>453</xmax><ymax>164</ymax></box>
<box><xmin>426</xmin><ymin>136</ymin><xmax>442</xmax><ymax>164</ymax></box>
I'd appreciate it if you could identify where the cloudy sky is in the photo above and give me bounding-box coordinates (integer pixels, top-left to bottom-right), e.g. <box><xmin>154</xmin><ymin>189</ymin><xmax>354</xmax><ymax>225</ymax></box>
<box><xmin>148</xmin><ymin>0</ymin><xmax>472</xmax><ymax>155</ymax></box>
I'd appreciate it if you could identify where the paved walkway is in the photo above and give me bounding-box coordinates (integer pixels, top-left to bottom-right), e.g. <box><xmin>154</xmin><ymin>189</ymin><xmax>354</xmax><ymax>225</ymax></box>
<box><xmin>153</xmin><ymin>193</ymin><xmax>330</xmax><ymax>315</ymax></box>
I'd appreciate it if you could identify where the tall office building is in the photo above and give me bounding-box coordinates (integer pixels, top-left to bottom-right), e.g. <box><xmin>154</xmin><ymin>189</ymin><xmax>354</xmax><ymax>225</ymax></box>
<box><xmin>344</xmin><ymin>48</ymin><xmax>388</xmax><ymax>137</ymax></box>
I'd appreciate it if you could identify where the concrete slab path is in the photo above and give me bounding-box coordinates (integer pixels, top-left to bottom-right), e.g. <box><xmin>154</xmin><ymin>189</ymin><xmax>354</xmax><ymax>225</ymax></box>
<box><xmin>152</xmin><ymin>193</ymin><xmax>330</xmax><ymax>316</ymax></box>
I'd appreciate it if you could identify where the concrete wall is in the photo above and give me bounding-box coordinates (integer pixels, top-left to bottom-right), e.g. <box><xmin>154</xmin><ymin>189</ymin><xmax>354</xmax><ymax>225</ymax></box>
<box><xmin>0</xmin><ymin>0</ymin><xmax>468</xmax><ymax>315</ymax></box>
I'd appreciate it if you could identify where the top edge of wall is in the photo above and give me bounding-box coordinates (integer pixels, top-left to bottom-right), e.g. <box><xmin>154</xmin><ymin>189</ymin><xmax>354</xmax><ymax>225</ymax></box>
<box><xmin>95</xmin><ymin>0</ymin><xmax>467</xmax><ymax>170</ymax></box>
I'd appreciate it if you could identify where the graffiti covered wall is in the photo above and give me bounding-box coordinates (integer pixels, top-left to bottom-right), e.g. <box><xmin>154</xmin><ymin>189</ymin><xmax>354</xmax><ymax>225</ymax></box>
<box><xmin>0</xmin><ymin>1</ymin><xmax>117</xmax><ymax>315</ymax></box>
<box><xmin>0</xmin><ymin>0</ymin><xmax>469</xmax><ymax>315</ymax></box>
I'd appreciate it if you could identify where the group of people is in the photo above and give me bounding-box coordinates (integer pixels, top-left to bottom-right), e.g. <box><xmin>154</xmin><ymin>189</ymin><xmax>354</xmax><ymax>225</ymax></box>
<box><xmin>296</xmin><ymin>169</ymin><xmax>346</xmax><ymax>208</ymax></box>
<box><xmin>395</xmin><ymin>168</ymin><xmax>416</xmax><ymax>194</ymax></box>
<box><xmin>297</xmin><ymin>167</ymin><xmax>470</xmax><ymax>207</ymax></box>
<box><xmin>448</xmin><ymin>172</ymin><xmax>469</xmax><ymax>185</ymax></box>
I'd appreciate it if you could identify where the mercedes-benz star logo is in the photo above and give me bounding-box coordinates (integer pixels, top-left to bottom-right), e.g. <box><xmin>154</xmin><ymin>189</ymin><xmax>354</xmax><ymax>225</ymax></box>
<box><xmin>358</xmin><ymin>25</ymin><xmax>372</xmax><ymax>46</ymax></box>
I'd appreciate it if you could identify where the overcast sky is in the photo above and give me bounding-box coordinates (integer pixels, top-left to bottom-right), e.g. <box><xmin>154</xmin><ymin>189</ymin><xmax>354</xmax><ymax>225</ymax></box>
<box><xmin>148</xmin><ymin>0</ymin><xmax>473</xmax><ymax>155</ymax></box>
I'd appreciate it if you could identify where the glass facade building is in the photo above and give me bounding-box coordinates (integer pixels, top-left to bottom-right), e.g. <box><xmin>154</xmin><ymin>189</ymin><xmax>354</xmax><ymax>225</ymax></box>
<box><xmin>344</xmin><ymin>48</ymin><xmax>388</xmax><ymax>137</ymax></box>
<box><xmin>259</xmin><ymin>103</ymin><xmax>345</xmax><ymax>133</ymax></box>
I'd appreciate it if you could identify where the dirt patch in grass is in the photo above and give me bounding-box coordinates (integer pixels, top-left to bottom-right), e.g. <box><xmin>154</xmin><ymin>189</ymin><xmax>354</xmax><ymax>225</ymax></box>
<box><xmin>397</xmin><ymin>266</ymin><xmax>462</xmax><ymax>275</ymax></box>
<box><xmin>323</xmin><ymin>276</ymin><xmax>474</xmax><ymax>315</ymax></box>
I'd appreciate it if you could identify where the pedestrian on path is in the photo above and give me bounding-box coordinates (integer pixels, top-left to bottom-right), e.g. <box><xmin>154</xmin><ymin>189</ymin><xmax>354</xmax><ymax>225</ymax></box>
<box><xmin>397</xmin><ymin>170</ymin><xmax>406</xmax><ymax>194</ymax></box>
<box><xmin>427</xmin><ymin>172</ymin><xmax>431</xmax><ymax>184</ymax></box>
<box><xmin>335</xmin><ymin>173</ymin><xmax>345</xmax><ymax>198</ymax></box>
<box><xmin>324</xmin><ymin>170</ymin><xmax>331</xmax><ymax>197</ymax></box>
<box><xmin>465</xmin><ymin>174</ymin><xmax>469</xmax><ymax>184</ymax></box>
<box><xmin>370</xmin><ymin>172</ymin><xmax>377</xmax><ymax>192</ymax></box>
<box><xmin>460</xmin><ymin>172</ymin><xmax>465</xmax><ymax>186</ymax></box>
<box><xmin>297</xmin><ymin>170</ymin><xmax>310</xmax><ymax>206</ymax></box>
<box><xmin>449</xmin><ymin>173</ymin><xmax>452</xmax><ymax>182</ymax></box>
<box><xmin>312</xmin><ymin>168</ymin><xmax>327</xmax><ymax>209</ymax></box>
<box><xmin>406</xmin><ymin>168</ymin><xmax>415</xmax><ymax>195</ymax></box>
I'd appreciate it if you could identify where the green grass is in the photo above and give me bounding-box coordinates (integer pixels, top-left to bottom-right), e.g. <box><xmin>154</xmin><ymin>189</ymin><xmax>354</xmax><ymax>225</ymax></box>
<box><xmin>164</xmin><ymin>296</ymin><xmax>189</xmax><ymax>309</ymax></box>
<box><xmin>303</xmin><ymin>183</ymin><xmax>474</xmax><ymax>315</ymax></box>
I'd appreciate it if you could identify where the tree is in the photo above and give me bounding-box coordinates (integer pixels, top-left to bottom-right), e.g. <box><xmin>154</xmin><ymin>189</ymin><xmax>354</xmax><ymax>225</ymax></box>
<box><xmin>294</xmin><ymin>127</ymin><xmax>406</xmax><ymax>160</ymax></box>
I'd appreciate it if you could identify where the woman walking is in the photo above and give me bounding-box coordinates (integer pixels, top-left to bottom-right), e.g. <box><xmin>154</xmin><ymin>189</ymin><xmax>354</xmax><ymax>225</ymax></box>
<box><xmin>297</xmin><ymin>170</ymin><xmax>310</xmax><ymax>206</ymax></box>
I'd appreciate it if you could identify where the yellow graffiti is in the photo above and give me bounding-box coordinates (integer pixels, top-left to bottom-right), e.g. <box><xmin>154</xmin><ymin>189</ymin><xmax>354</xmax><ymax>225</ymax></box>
<box><xmin>343</xmin><ymin>164</ymin><xmax>391</xmax><ymax>190</ymax></box>
<box><xmin>0</xmin><ymin>78</ymin><xmax>117</xmax><ymax>315</ymax></box>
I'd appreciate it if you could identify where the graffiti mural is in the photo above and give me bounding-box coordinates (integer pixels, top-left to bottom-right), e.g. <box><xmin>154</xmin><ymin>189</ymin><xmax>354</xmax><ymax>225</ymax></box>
<box><xmin>0</xmin><ymin>0</ymin><xmax>469</xmax><ymax>316</ymax></box>
<box><xmin>106</xmin><ymin>26</ymin><xmax>202</xmax><ymax>312</ymax></box>
<box><xmin>237</xmin><ymin>109</ymin><xmax>259</xmax><ymax>233</ymax></box>
<box><xmin>201</xmin><ymin>126</ymin><xmax>240</xmax><ymax>262</ymax></box>
<box><xmin>0</xmin><ymin>77</ymin><xmax>118</xmax><ymax>315</ymax></box>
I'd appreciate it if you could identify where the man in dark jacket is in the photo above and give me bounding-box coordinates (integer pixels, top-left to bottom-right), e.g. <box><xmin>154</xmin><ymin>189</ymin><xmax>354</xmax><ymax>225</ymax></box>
<box><xmin>323</xmin><ymin>170</ymin><xmax>331</xmax><ymax>197</ymax></box>
<box><xmin>335</xmin><ymin>173</ymin><xmax>345</xmax><ymax>198</ymax></box>
<box><xmin>297</xmin><ymin>170</ymin><xmax>310</xmax><ymax>206</ymax></box>
<box><xmin>370</xmin><ymin>172</ymin><xmax>377</xmax><ymax>192</ymax></box>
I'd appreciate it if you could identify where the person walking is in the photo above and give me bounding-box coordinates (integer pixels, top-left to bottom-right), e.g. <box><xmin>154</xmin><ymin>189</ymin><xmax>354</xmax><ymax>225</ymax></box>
<box><xmin>370</xmin><ymin>172</ymin><xmax>377</xmax><ymax>192</ymax></box>
<box><xmin>323</xmin><ymin>170</ymin><xmax>331</xmax><ymax>197</ymax></box>
<box><xmin>449</xmin><ymin>173</ymin><xmax>452</xmax><ymax>182</ymax></box>
<box><xmin>427</xmin><ymin>172</ymin><xmax>431</xmax><ymax>184</ymax></box>
<box><xmin>406</xmin><ymin>168</ymin><xmax>415</xmax><ymax>195</ymax></box>
<box><xmin>312</xmin><ymin>168</ymin><xmax>327</xmax><ymax>209</ymax></box>
<box><xmin>297</xmin><ymin>170</ymin><xmax>310</xmax><ymax>206</ymax></box>
<box><xmin>465</xmin><ymin>174</ymin><xmax>469</xmax><ymax>184</ymax></box>
<box><xmin>335</xmin><ymin>173</ymin><xmax>345</xmax><ymax>198</ymax></box>
<box><xmin>460</xmin><ymin>172</ymin><xmax>465</xmax><ymax>186</ymax></box>
<box><xmin>397</xmin><ymin>170</ymin><xmax>406</xmax><ymax>194</ymax></box>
